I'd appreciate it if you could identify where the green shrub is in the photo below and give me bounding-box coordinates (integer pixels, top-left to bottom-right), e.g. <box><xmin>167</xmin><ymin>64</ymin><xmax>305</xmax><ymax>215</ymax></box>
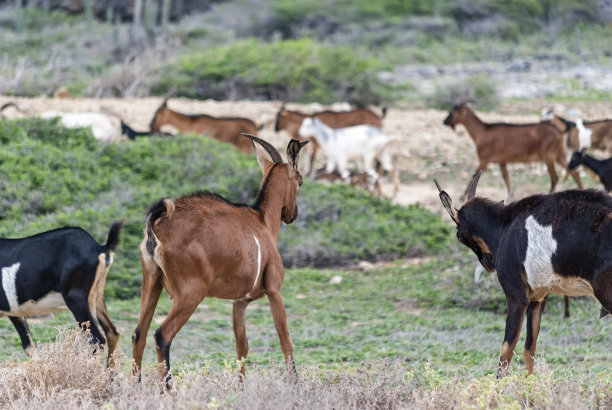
<box><xmin>0</xmin><ymin>118</ymin><xmax>449</xmax><ymax>298</ymax></box>
<box><xmin>153</xmin><ymin>38</ymin><xmax>392</xmax><ymax>105</ymax></box>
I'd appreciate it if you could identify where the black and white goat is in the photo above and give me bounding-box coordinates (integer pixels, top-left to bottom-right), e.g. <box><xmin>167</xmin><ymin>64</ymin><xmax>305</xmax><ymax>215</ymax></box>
<box><xmin>0</xmin><ymin>221</ymin><xmax>123</xmax><ymax>365</ymax></box>
<box><xmin>568</xmin><ymin>150</ymin><xmax>612</xmax><ymax>192</ymax></box>
<box><xmin>435</xmin><ymin>172</ymin><xmax>612</xmax><ymax>377</ymax></box>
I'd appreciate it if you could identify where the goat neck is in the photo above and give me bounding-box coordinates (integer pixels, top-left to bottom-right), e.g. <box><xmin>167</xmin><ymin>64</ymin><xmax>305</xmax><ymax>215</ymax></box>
<box><xmin>254</xmin><ymin>163</ymin><xmax>291</xmax><ymax>241</ymax></box>
<box><xmin>457</xmin><ymin>108</ymin><xmax>488</xmax><ymax>144</ymax></box>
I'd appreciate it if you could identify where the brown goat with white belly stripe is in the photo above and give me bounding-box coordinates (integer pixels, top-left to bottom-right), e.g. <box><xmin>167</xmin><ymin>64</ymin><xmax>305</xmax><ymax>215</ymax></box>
<box><xmin>132</xmin><ymin>134</ymin><xmax>308</xmax><ymax>388</ymax></box>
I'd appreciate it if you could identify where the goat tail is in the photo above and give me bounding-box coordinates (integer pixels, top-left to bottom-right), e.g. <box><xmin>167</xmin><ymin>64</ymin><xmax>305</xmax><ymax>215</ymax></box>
<box><xmin>381</xmin><ymin>106</ymin><xmax>388</xmax><ymax>119</ymax></box>
<box><xmin>104</xmin><ymin>219</ymin><xmax>124</xmax><ymax>253</ymax></box>
<box><xmin>144</xmin><ymin>198</ymin><xmax>175</xmax><ymax>257</ymax></box>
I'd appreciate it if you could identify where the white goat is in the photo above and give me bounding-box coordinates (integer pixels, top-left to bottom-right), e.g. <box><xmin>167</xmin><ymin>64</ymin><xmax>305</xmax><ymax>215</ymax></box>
<box><xmin>298</xmin><ymin>117</ymin><xmax>395</xmax><ymax>183</ymax></box>
<box><xmin>40</xmin><ymin>111</ymin><xmax>120</xmax><ymax>142</ymax></box>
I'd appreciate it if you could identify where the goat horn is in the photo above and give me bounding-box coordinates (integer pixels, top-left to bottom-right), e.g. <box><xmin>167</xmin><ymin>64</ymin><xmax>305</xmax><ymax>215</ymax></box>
<box><xmin>242</xmin><ymin>133</ymin><xmax>283</xmax><ymax>163</ymax></box>
<box><xmin>466</xmin><ymin>170</ymin><xmax>482</xmax><ymax>201</ymax></box>
<box><xmin>434</xmin><ymin>179</ymin><xmax>459</xmax><ymax>225</ymax></box>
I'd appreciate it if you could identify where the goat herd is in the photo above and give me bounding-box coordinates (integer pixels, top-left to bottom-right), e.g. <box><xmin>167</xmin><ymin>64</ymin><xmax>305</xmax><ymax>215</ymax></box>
<box><xmin>1</xmin><ymin>98</ymin><xmax>612</xmax><ymax>386</ymax></box>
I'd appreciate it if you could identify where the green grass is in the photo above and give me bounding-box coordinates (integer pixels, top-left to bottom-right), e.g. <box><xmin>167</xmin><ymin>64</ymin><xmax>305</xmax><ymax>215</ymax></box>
<box><xmin>3</xmin><ymin>246</ymin><xmax>610</xmax><ymax>379</ymax></box>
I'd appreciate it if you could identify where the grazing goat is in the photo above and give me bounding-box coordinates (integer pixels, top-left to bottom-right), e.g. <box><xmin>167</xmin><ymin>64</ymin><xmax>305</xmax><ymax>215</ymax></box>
<box><xmin>41</xmin><ymin>111</ymin><xmax>119</xmax><ymax>142</ymax></box>
<box><xmin>149</xmin><ymin>99</ymin><xmax>260</xmax><ymax>153</ymax></box>
<box><xmin>435</xmin><ymin>172</ymin><xmax>612</xmax><ymax>377</ymax></box>
<box><xmin>132</xmin><ymin>134</ymin><xmax>308</xmax><ymax>388</ymax></box>
<box><xmin>275</xmin><ymin>106</ymin><xmax>386</xmax><ymax>175</ymax></box>
<box><xmin>298</xmin><ymin>117</ymin><xmax>399</xmax><ymax>197</ymax></box>
<box><xmin>568</xmin><ymin>150</ymin><xmax>612</xmax><ymax>191</ymax></box>
<box><xmin>443</xmin><ymin>103</ymin><xmax>583</xmax><ymax>201</ymax></box>
<box><xmin>0</xmin><ymin>221</ymin><xmax>123</xmax><ymax>366</ymax></box>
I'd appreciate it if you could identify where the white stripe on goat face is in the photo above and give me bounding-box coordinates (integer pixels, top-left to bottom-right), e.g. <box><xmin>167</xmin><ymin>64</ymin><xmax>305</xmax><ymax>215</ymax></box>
<box><xmin>523</xmin><ymin>216</ymin><xmax>557</xmax><ymax>289</ymax></box>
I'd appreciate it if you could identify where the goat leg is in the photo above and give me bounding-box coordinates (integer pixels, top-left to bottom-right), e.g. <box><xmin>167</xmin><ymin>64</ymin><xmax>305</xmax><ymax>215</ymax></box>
<box><xmin>522</xmin><ymin>300</ymin><xmax>542</xmax><ymax>375</ymax></box>
<box><xmin>9</xmin><ymin>316</ymin><xmax>35</xmax><ymax>357</ymax></box>
<box><xmin>232</xmin><ymin>300</ymin><xmax>251</xmax><ymax>377</ymax></box>
<box><xmin>497</xmin><ymin>294</ymin><xmax>528</xmax><ymax>378</ymax></box>
<box><xmin>268</xmin><ymin>290</ymin><xmax>297</xmax><ymax>378</ymax></box>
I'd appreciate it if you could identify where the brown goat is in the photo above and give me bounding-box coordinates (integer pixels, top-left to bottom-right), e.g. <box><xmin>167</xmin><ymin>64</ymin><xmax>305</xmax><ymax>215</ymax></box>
<box><xmin>275</xmin><ymin>106</ymin><xmax>387</xmax><ymax>175</ymax></box>
<box><xmin>555</xmin><ymin>116</ymin><xmax>612</xmax><ymax>153</ymax></box>
<box><xmin>132</xmin><ymin>134</ymin><xmax>308</xmax><ymax>388</ymax></box>
<box><xmin>149</xmin><ymin>99</ymin><xmax>260</xmax><ymax>153</ymax></box>
<box><xmin>443</xmin><ymin>104</ymin><xmax>583</xmax><ymax>201</ymax></box>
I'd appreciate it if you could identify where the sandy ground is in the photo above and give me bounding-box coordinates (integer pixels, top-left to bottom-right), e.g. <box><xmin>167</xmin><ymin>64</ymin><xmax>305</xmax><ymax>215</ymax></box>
<box><xmin>2</xmin><ymin>95</ymin><xmax>612</xmax><ymax>217</ymax></box>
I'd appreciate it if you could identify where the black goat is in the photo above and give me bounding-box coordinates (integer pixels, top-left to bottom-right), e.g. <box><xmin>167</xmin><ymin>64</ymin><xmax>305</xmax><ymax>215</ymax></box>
<box><xmin>435</xmin><ymin>172</ymin><xmax>612</xmax><ymax>377</ymax></box>
<box><xmin>0</xmin><ymin>221</ymin><xmax>123</xmax><ymax>366</ymax></box>
<box><xmin>568</xmin><ymin>150</ymin><xmax>612</xmax><ymax>191</ymax></box>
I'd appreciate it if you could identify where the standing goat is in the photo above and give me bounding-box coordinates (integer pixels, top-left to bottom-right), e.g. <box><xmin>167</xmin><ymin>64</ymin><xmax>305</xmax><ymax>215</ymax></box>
<box><xmin>275</xmin><ymin>106</ymin><xmax>386</xmax><ymax>176</ymax></box>
<box><xmin>149</xmin><ymin>99</ymin><xmax>260</xmax><ymax>153</ymax></box>
<box><xmin>443</xmin><ymin>103</ymin><xmax>583</xmax><ymax>201</ymax></box>
<box><xmin>132</xmin><ymin>135</ymin><xmax>308</xmax><ymax>387</ymax></box>
<box><xmin>435</xmin><ymin>172</ymin><xmax>612</xmax><ymax>377</ymax></box>
<box><xmin>0</xmin><ymin>221</ymin><xmax>122</xmax><ymax>365</ymax></box>
<box><xmin>298</xmin><ymin>117</ymin><xmax>399</xmax><ymax>197</ymax></box>
<box><xmin>558</xmin><ymin>116</ymin><xmax>612</xmax><ymax>153</ymax></box>
<box><xmin>568</xmin><ymin>150</ymin><xmax>612</xmax><ymax>191</ymax></box>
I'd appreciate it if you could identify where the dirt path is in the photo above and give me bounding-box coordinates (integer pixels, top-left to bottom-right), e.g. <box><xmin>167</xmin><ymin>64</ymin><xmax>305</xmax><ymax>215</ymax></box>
<box><xmin>2</xmin><ymin>95</ymin><xmax>609</xmax><ymax>215</ymax></box>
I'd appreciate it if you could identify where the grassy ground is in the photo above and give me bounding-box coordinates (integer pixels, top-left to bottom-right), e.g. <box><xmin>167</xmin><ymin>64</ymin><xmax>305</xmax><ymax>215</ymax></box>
<box><xmin>2</xmin><ymin>240</ymin><xmax>610</xmax><ymax>380</ymax></box>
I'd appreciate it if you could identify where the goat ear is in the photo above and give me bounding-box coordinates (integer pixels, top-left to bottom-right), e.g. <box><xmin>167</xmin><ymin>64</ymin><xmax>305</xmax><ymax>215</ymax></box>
<box><xmin>252</xmin><ymin>141</ymin><xmax>273</xmax><ymax>172</ymax></box>
<box><xmin>434</xmin><ymin>179</ymin><xmax>459</xmax><ymax>225</ymax></box>
<box><xmin>287</xmin><ymin>139</ymin><xmax>309</xmax><ymax>170</ymax></box>
<box><xmin>466</xmin><ymin>170</ymin><xmax>482</xmax><ymax>201</ymax></box>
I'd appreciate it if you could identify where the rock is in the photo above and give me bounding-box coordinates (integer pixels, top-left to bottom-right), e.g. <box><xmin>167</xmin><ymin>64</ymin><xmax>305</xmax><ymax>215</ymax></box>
<box><xmin>329</xmin><ymin>275</ymin><xmax>342</xmax><ymax>284</ymax></box>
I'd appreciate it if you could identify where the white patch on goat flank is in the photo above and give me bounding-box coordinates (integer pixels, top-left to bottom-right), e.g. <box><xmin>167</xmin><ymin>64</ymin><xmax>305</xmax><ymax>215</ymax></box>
<box><xmin>524</xmin><ymin>216</ymin><xmax>557</xmax><ymax>289</ymax></box>
<box><xmin>0</xmin><ymin>262</ymin><xmax>68</xmax><ymax>316</ymax></box>
<box><xmin>252</xmin><ymin>235</ymin><xmax>262</xmax><ymax>290</ymax></box>
<box><xmin>2</xmin><ymin>263</ymin><xmax>20</xmax><ymax>311</ymax></box>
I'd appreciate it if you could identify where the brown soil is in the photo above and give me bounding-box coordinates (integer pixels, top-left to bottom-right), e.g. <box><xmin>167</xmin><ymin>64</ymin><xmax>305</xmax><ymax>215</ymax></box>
<box><xmin>3</xmin><ymin>96</ymin><xmax>610</xmax><ymax>216</ymax></box>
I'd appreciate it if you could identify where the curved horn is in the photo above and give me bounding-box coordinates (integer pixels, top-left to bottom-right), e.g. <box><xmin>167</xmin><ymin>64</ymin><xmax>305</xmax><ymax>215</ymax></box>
<box><xmin>242</xmin><ymin>133</ymin><xmax>283</xmax><ymax>163</ymax></box>
<box><xmin>434</xmin><ymin>179</ymin><xmax>459</xmax><ymax>225</ymax></box>
<box><xmin>466</xmin><ymin>170</ymin><xmax>482</xmax><ymax>201</ymax></box>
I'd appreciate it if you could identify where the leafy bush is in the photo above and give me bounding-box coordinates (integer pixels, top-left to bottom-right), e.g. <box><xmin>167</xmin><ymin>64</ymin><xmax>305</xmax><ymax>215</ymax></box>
<box><xmin>282</xmin><ymin>184</ymin><xmax>450</xmax><ymax>267</ymax></box>
<box><xmin>0</xmin><ymin>118</ymin><xmax>449</xmax><ymax>298</ymax></box>
<box><xmin>153</xmin><ymin>38</ymin><xmax>392</xmax><ymax>105</ymax></box>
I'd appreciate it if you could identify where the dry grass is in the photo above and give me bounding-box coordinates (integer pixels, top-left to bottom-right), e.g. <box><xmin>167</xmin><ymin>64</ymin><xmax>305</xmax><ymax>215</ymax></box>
<box><xmin>0</xmin><ymin>329</ymin><xmax>610</xmax><ymax>409</ymax></box>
